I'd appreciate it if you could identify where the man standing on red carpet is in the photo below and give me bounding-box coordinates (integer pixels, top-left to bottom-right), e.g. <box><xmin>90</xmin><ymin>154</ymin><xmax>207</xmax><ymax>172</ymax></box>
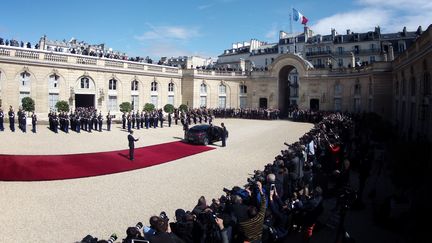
<box><xmin>128</xmin><ymin>130</ymin><xmax>139</xmax><ymax>161</ymax></box>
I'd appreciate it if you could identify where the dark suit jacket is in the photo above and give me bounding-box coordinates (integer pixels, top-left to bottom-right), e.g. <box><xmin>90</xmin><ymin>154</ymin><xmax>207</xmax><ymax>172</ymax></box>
<box><xmin>128</xmin><ymin>134</ymin><xmax>138</xmax><ymax>148</ymax></box>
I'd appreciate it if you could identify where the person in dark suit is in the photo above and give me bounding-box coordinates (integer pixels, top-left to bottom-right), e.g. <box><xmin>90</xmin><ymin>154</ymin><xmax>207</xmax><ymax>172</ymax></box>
<box><xmin>106</xmin><ymin>112</ymin><xmax>112</xmax><ymax>131</ymax></box>
<box><xmin>0</xmin><ymin>108</ymin><xmax>4</xmax><ymax>131</ymax></box>
<box><xmin>221</xmin><ymin>122</ymin><xmax>227</xmax><ymax>147</ymax></box>
<box><xmin>128</xmin><ymin>130</ymin><xmax>139</xmax><ymax>161</ymax></box>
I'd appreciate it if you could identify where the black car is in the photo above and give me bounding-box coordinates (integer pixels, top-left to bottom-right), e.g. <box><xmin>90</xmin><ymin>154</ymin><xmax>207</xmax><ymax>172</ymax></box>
<box><xmin>185</xmin><ymin>124</ymin><xmax>228</xmax><ymax>145</ymax></box>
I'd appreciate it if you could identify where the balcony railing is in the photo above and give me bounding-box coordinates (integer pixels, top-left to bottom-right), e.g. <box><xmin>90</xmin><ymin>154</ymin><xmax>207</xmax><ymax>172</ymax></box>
<box><xmin>0</xmin><ymin>45</ymin><xmax>181</xmax><ymax>75</ymax></box>
<box><xmin>306</xmin><ymin>50</ymin><xmax>332</xmax><ymax>57</ymax></box>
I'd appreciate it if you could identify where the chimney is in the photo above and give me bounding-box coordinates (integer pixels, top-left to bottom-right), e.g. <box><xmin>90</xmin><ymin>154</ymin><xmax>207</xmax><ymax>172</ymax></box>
<box><xmin>389</xmin><ymin>45</ymin><xmax>394</xmax><ymax>61</ymax></box>
<box><xmin>416</xmin><ymin>26</ymin><xmax>423</xmax><ymax>35</ymax></box>
<box><xmin>331</xmin><ymin>28</ymin><xmax>336</xmax><ymax>39</ymax></box>
<box><xmin>402</xmin><ymin>26</ymin><xmax>407</xmax><ymax>36</ymax></box>
<box><xmin>304</xmin><ymin>26</ymin><xmax>310</xmax><ymax>40</ymax></box>
<box><xmin>375</xmin><ymin>26</ymin><xmax>381</xmax><ymax>35</ymax></box>
<box><xmin>347</xmin><ymin>29</ymin><xmax>351</xmax><ymax>35</ymax></box>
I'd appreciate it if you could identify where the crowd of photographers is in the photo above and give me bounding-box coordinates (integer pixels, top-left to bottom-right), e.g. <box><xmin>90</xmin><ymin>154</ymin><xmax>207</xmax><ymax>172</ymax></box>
<box><xmin>81</xmin><ymin>111</ymin><xmax>371</xmax><ymax>243</ymax></box>
<box><xmin>212</xmin><ymin>108</ymin><xmax>280</xmax><ymax>120</ymax></box>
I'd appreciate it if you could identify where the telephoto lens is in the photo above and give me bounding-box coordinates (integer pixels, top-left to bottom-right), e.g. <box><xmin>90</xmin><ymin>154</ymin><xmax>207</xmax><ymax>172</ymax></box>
<box><xmin>135</xmin><ymin>222</ymin><xmax>143</xmax><ymax>230</ymax></box>
<box><xmin>107</xmin><ymin>233</ymin><xmax>117</xmax><ymax>243</ymax></box>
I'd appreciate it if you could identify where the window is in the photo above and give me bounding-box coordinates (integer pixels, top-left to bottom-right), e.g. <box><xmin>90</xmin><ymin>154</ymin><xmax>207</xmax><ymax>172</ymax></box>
<box><xmin>48</xmin><ymin>93</ymin><xmax>58</xmax><ymax>111</ymax></box>
<box><xmin>218</xmin><ymin>96</ymin><xmax>226</xmax><ymax>108</ymax></box>
<box><xmin>131</xmin><ymin>95</ymin><xmax>139</xmax><ymax>111</ymax></box>
<box><xmin>151</xmin><ymin>81</ymin><xmax>158</xmax><ymax>92</ymax></box>
<box><xmin>168</xmin><ymin>95</ymin><xmax>174</xmax><ymax>105</ymax></box>
<box><xmin>219</xmin><ymin>84</ymin><xmax>226</xmax><ymax>94</ymax></box>
<box><xmin>168</xmin><ymin>82</ymin><xmax>174</xmax><ymax>92</ymax></box>
<box><xmin>240</xmin><ymin>84</ymin><xmax>247</xmax><ymax>94</ymax></box>
<box><xmin>131</xmin><ymin>80</ymin><xmax>139</xmax><ymax>91</ymax></box>
<box><xmin>354</xmin><ymin>98</ymin><xmax>361</xmax><ymax>113</ymax></box>
<box><xmin>338</xmin><ymin>59</ymin><xmax>343</xmax><ymax>67</ymax></box>
<box><xmin>395</xmin><ymin>78</ymin><xmax>399</xmax><ymax>95</ymax></box>
<box><xmin>109</xmin><ymin>79</ymin><xmax>117</xmax><ymax>90</ymax></box>
<box><xmin>20</xmin><ymin>71</ymin><xmax>30</xmax><ymax>87</ymax></box>
<box><xmin>334</xmin><ymin>83</ymin><xmax>342</xmax><ymax>96</ymax></box>
<box><xmin>410</xmin><ymin>77</ymin><xmax>416</xmax><ymax>96</ymax></box>
<box><xmin>200</xmin><ymin>83</ymin><xmax>207</xmax><ymax>94</ymax></box>
<box><xmin>108</xmin><ymin>96</ymin><xmax>117</xmax><ymax>111</ymax></box>
<box><xmin>337</xmin><ymin>47</ymin><xmax>343</xmax><ymax>54</ymax></box>
<box><xmin>424</xmin><ymin>72</ymin><xmax>431</xmax><ymax>95</ymax></box>
<box><xmin>398</xmin><ymin>42</ymin><xmax>406</xmax><ymax>52</ymax></box>
<box><xmin>370</xmin><ymin>43</ymin><xmax>376</xmax><ymax>50</ymax></box>
<box><xmin>200</xmin><ymin>96</ymin><xmax>207</xmax><ymax>107</ymax></box>
<box><xmin>80</xmin><ymin>77</ymin><xmax>90</xmax><ymax>89</ymax></box>
<box><xmin>334</xmin><ymin>98</ymin><xmax>342</xmax><ymax>111</ymax></box>
<box><xmin>240</xmin><ymin>97</ymin><xmax>247</xmax><ymax>108</ymax></box>
<box><xmin>151</xmin><ymin>95</ymin><xmax>158</xmax><ymax>108</ymax></box>
<box><xmin>49</xmin><ymin>74</ymin><xmax>59</xmax><ymax>89</ymax></box>
<box><xmin>354</xmin><ymin>45</ymin><xmax>360</xmax><ymax>54</ymax></box>
<box><xmin>280</xmin><ymin>47</ymin><xmax>284</xmax><ymax>54</ymax></box>
<box><xmin>265</xmin><ymin>59</ymin><xmax>268</xmax><ymax>66</ymax></box>
<box><xmin>370</xmin><ymin>56</ymin><xmax>375</xmax><ymax>63</ymax></box>
<box><xmin>354</xmin><ymin>81</ymin><xmax>361</xmax><ymax>96</ymax></box>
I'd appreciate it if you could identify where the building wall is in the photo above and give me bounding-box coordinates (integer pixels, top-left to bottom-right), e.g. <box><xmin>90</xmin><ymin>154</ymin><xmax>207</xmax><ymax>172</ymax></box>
<box><xmin>392</xmin><ymin>25</ymin><xmax>432</xmax><ymax>141</ymax></box>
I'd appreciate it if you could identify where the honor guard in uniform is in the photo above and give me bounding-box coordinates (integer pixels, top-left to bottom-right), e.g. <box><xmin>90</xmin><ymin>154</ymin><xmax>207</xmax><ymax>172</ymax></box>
<box><xmin>53</xmin><ymin>113</ymin><xmax>59</xmax><ymax>133</ymax></box>
<box><xmin>153</xmin><ymin>112</ymin><xmax>158</xmax><ymax>128</ymax></box>
<box><xmin>140</xmin><ymin>112</ymin><xmax>144</xmax><ymax>129</ymax></box>
<box><xmin>31</xmin><ymin>112</ymin><xmax>37</xmax><ymax>133</ymax></box>
<box><xmin>98</xmin><ymin>112</ymin><xmax>103</xmax><ymax>132</ymax></box>
<box><xmin>92</xmin><ymin>112</ymin><xmax>98</xmax><ymax>131</ymax></box>
<box><xmin>122</xmin><ymin>112</ymin><xmax>126</xmax><ymax>129</ymax></box>
<box><xmin>8</xmin><ymin>106</ymin><xmax>15</xmax><ymax>132</ymax></box>
<box><xmin>168</xmin><ymin>112</ymin><xmax>172</xmax><ymax>127</ymax></box>
<box><xmin>64</xmin><ymin>113</ymin><xmax>69</xmax><ymax>133</ymax></box>
<box><xmin>127</xmin><ymin>113</ymin><xmax>132</xmax><ymax>132</ymax></box>
<box><xmin>159</xmin><ymin>110</ymin><xmax>164</xmax><ymax>128</ymax></box>
<box><xmin>0</xmin><ymin>108</ymin><xmax>4</xmax><ymax>131</ymax></box>
<box><xmin>106</xmin><ymin>112</ymin><xmax>112</xmax><ymax>131</ymax></box>
<box><xmin>131</xmin><ymin>112</ymin><xmax>136</xmax><ymax>129</ymax></box>
<box><xmin>87</xmin><ymin>113</ymin><xmax>92</xmax><ymax>133</ymax></box>
<box><xmin>144</xmin><ymin>112</ymin><xmax>149</xmax><ymax>129</ymax></box>
<box><xmin>21</xmin><ymin>111</ymin><xmax>27</xmax><ymax>133</ymax></box>
<box><xmin>174</xmin><ymin>110</ymin><xmax>179</xmax><ymax>125</ymax></box>
<box><xmin>135</xmin><ymin>111</ymin><xmax>140</xmax><ymax>130</ymax></box>
<box><xmin>76</xmin><ymin>113</ymin><xmax>81</xmax><ymax>133</ymax></box>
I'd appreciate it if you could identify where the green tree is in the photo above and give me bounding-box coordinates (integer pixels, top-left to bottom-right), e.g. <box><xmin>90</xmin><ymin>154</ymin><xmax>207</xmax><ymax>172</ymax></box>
<box><xmin>179</xmin><ymin>104</ymin><xmax>188</xmax><ymax>112</ymax></box>
<box><xmin>55</xmin><ymin>100</ymin><xmax>70</xmax><ymax>112</ymax></box>
<box><xmin>163</xmin><ymin>104</ymin><xmax>175</xmax><ymax>114</ymax></box>
<box><xmin>143</xmin><ymin>103</ymin><xmax>155</xmax><ymax>112</ymax></box>
<box><xmin>21</xmin><ymin>97</ymin><xmax>35</xmax><ymax>112</ymax></box>
<box><xmin>119</xmin><ymin>102</ymin><xmax>132</xmax><ymax>113</ymax></box>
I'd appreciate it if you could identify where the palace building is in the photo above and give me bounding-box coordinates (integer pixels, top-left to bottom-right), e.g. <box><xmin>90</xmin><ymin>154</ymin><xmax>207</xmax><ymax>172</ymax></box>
<box><xmin>0</xmin><ymin>25</ymin><xmax>431</xmax><ymax>140</ymax></box>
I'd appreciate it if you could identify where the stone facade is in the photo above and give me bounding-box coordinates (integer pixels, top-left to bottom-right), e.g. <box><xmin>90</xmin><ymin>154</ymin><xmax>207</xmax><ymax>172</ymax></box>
<box><xmin>1</xmin><ymin>25</ymin><xmax>431</xmax><ymax>139</ymax></box>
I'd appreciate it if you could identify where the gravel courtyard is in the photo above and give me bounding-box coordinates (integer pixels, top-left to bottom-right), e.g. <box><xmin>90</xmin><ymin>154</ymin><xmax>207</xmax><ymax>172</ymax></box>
<box><xmin>0</xmin><ymin>119</ymin><xmax>312</xmax><ymax>243</ymax></box>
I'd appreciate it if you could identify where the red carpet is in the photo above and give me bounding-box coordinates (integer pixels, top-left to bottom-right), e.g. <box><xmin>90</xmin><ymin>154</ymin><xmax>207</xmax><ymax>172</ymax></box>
<box><xmin>0</xmin><ymin>141</ymin><xmax>215</xmax><ymax>181</ymax></box>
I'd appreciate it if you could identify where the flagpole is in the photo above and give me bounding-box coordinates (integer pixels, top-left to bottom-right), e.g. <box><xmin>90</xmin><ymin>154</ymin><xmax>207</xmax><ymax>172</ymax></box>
<box><xmin>291</xmin><ymin>6</ymin><xmax>296</xmax><ymax>54</ymax></box>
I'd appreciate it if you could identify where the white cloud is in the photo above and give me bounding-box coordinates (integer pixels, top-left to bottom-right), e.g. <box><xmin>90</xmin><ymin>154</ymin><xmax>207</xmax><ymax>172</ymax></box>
<box><xmin>135</xmin><ymin>24</ymin><xmax>200</xmax><ymax>41</ymax></box>
<box><xmin>357</xmin><ymin>0</ymin><xmax>432</xmax><ymax>11</ymax></box>
<box><xmin>311</xmin><ymin>1</ymin><xmax>432</xmax><ymax>35</ymax></box>
<box><xmin>311</xmin><ymin>8</ymin><xmax>391</xmax><ymax>35</ymax></box>
<box><xmin>197</xmin><ymin>4</ymin><xmax>213</xmax><ymax>10</ymax></box>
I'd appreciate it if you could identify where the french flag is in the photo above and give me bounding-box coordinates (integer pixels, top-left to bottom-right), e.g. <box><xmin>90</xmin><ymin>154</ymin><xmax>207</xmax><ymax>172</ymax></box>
<box><xmin>293</xmin><ymin>8</ymin><xmax>308</xmax><ymax>25</ymax></box>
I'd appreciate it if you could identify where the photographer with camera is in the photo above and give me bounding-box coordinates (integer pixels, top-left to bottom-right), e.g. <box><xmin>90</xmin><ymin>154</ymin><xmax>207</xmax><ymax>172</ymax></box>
<box><xmin>147</xmin><ymin>214</ymin><xmax>184</xmax><ymax>243</ymax></box>
<box><xmin>239</xmin><ymin>180</ymin><xmax>267</xmax><ymax>243</ymax></box>
<box><xmin>122</xmin><ymin>222</ymin><xmax>146</xmax><ymax>243</ymax></box>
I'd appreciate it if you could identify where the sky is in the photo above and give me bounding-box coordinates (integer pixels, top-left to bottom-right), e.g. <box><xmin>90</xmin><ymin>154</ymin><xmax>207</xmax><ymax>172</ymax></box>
<box><xmin>0</xmin><ymin>0</ymin><xmax>431</xmax><ymax>60</ymax></box>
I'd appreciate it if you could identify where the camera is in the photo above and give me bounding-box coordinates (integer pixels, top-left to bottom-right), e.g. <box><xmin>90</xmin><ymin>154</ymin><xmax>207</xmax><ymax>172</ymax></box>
<box><xmin>135</xmin><ymin>222</ymin><xmax>143</xmax><ymax>230</ymax></box>
<box><xmin>160</xmin><ymin>211</ymin><xmax>169</xmax><ymax>221</ymax></box>
<box><xmin>107</xmin><ymin>233</ymin><xmax>117</xmax><ymax>243</ymax></box>
<box><xmin>270</xmin><ymin>184</ymin><xmax>275</xmax><ymax>191</ymax></box>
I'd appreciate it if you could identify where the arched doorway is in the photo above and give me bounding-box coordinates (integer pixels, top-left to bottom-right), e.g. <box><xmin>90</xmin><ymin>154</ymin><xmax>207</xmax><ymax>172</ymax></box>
<box><xmin>74</xmin><ymin>76</ymin><xmax>96</xmax><ymax>109</ymax></box>
<box><xmin>269</xmin><ymin>53</ymin><xmax>312</xmax><ymax>116</ymax></box>
<box><xmin>278</xmin><ymin>66</ymin><xmax>297</xmax><ymax>116</ymax></box>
